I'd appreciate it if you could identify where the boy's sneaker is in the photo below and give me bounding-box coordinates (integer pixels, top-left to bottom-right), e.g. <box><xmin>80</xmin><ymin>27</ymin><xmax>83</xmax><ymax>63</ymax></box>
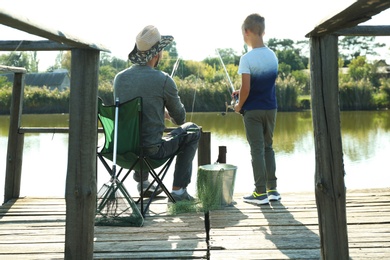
<box><xmin>137</xmin><ymin>180</ymin><xmax>163</xmax><ymax>197</ymax></box>
<box><xmin>243</xmin><ymin>192</ymin><xmax>269</xmax><ymax>205</ymax></box>
<box><xmin>171</xmin><ymin>188</ymin><xmax>195</xmax><ymax>202</ymax></box>
<box><xmin>267</xmin><ymin>189</ymin><xmax>281</xmax><ymax>201</ymax></box>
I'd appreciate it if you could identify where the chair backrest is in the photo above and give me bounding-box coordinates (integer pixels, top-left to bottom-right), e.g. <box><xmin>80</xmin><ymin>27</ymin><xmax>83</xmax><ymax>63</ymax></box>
<box><xmin>98</xmin><ymin>97</ymin><xmax>142</xmax><ymax>169</ymax></box>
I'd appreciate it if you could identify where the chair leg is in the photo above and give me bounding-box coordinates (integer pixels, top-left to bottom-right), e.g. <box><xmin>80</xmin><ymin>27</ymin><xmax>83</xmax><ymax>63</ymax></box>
<box><xmin>144</xmin><ymin>158</ymin><xmax>175</xmax><ymax>203</ymax></box>
<box><xmin>98</xmin><ymin>153</ymin><xmax>114</xmax><ymax>177</ymax></box>
<box><xmin>140</xmin><ymin>158</ymin><xmax>177</xmax><ymax>215</ymax></box>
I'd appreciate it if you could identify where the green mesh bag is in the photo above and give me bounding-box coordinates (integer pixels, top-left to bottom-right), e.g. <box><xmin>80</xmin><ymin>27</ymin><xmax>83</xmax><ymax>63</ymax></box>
<box><xmin>95</xmin><ymin>179</ymin><xmax>144</xmax><ymax>227</ymax></box>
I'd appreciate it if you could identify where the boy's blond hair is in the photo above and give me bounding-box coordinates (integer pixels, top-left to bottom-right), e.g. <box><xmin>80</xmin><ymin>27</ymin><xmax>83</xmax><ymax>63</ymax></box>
<box><xmin>242</xmin><ymin>13</ymin><xmax>265</xmax><ymax>36</ymax></box>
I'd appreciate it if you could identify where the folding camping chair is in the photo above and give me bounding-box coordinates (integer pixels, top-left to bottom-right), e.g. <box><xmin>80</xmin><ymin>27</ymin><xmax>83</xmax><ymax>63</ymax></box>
<box><xmin>96</xmin><ymin>97</ymin><xmax>178</xmax><ymax>217</ymax></box>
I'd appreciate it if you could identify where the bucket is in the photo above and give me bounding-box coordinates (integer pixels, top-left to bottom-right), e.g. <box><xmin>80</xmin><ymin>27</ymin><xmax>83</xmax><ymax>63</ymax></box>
<box><xmin>197</xmin><ymin>164</ymin><xmax>237</xmax><ymax>210</ymax></box>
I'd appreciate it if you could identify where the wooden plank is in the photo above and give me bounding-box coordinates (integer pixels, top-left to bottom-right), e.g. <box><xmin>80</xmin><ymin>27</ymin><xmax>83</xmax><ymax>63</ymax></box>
<box><xmin>306</xmin><ymin>0</ymin><xmax>390</xmax><ymax>37</ymax></box>
<box><xmin>93</xmin><ymin>251</ymin><xmax>207</xmax><ymax>259</ymax></box>
<box><xmin>209</xmin><ymin>190</ymin><xmax>390</xmax><ymax>260</ymax></box>
<box><xmin>0</xmin><ymin>7</ymin><xmax>109</xmax><ymax>51</ymax></box>
<box><xmin>0</xmin><ymin>253</ymin><xmax>66</xmax><ymax>260</ymax></box>
<box><xmin>335</xmin><ymin>25</ymin><xmax>390</xmax><ymax>36</ymax></box>
<box><xmin>0</xmin><ymin>40</ymin><xmax>73</xmax><ymax>51</ymax></box>
<box><xmin>19</xmin><ymin>127</ymin><xmax>70</xmax><ymax>134</ymax></box>
<box><xmin>0</xmin><ymin>190</ymin><xmax>389</xmax><ymax>259</ymax></box>
<box><xmin>210</xmin><ymin>249</ymin><xmax>321</xmax><ymax>259</ymax></box>
<box><xmin>0</xmin><ymin>65</ymin><xmax>26</xmax><ymax>73</ymax></box>
<box><xmin>0</xmin><ymin>197</ymin><xmax>207</xmax><ymax>259</ymax></box>
<box><xmin>0</xmin><ymin>240</ymin><xmax>207</xmax><ymax>254</ymax></box>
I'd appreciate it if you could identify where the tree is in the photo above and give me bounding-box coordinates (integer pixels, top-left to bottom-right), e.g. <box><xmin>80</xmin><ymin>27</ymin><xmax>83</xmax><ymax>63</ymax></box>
<box><xmin>0</xmin><ymin>75</ymin><xmax>9</xmax><ymax>88</ymax></box>
<box><xmin>267</xmin><ymin>38</ymin><xmax>307</xmax><ymax>72</ymax></box>
<box><xmin>216</xmin><ymin>48</ymin><xmax>238</xmax><ymax>65</ymax></box>
<box><xmin>46</xmin><ymin>51</ymin><xmax>70</xmax><ymax>72</ymax></box>
<box><xmin>203</xmin><ymin>56</ymin><xmax>220</xmax><ymax>70</ymax></box>
<box><xmin>0</xmin><ymin>52</ymin><xmax>31</xmax><ymax>71</ymax></box>
<box><xmin>99</xmin><ymin>65</ymin><xmax>117</xmax><ymax>84</ymax></box>
<box><xmin>158</xmin><ymin>50</ymin><xmax>178</xmax><ymax>76</ymax></box>
<box><xmin>294</xmin><ymin>40</ymin><xmax>310</xmax><ymax>69</ymax></box>
<box><xmin>291</xmin><ymin>70</ymin><xmax>310</xmax><ymax>95</ymax></box>
<box><xmin>339</xmin><ymin>36</ymin><xmax>385</xmax><ymax>66</ymax></box>
<box><xmin>99</xmin><ymin>53</ymin><xmax>128</xmax><ymax>73</ymax></box>
<box><xmin>110</xmin><ymin>57</ymin><xmax>127</xmax><ymax>72</ymax></box>
<box><xmin>278</xmin><ymin>63</ymin><xmax>292</xmax><ymax>79</ymax></box>
<box><xmin>156</xmin><ymin>41</ymin><xmax>180</xmax><ymax>75</ymax></box>
<box><xmin>267</xmin><ymin>38</ymin><xmax>295</xmax><ymax>51</ymax></box>
<box><xmin>347</xmin><ymin>56</ymin><xmax>383</xmax><ymax>90</ymax></box>
<box><xmin>30</xmin><ymin>51</ymin><xmax>39</xmax><ymax>72</ymax></box>
<box><xmin>276</xmin><ymin>49</ymin><xmax>306</xmax><ymax>72</ymax></box>
<box><xmin>61</xmin><ymin>51</ymin><xmax>72</xmax><ymax>72</ymax></box>
<box><xmin>181</xmin><ymin>60</ymin><xmax>207</xmax><ymax>80</ymax></box>
<box><xmin>348</xmin><ymin>56</ymin><xmax>371</xmax><ymax>81</ymax></box>
<box><xmin>165</xmin><ymin>41</ymin><xmax>179</xmax><ymax>58</ymax></box>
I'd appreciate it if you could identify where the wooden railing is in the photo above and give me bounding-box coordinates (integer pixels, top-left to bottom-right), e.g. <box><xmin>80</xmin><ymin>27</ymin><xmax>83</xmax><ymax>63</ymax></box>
<box><xmin>3</xmin><ymin>66</ymin><xmax>211</xmax><ymax>203</ymax></box>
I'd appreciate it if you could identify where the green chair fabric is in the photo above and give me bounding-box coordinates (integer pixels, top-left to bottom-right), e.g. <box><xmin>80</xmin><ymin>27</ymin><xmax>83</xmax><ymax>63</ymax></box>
<box><xmin>98</xmin><ymin>97</ymin><xmax>166</xmax><ymax>171</ymax></box>
<box><xmin>97</xmin><ymin>97</ymin><xmax>176</xmax><ymax>217</ymax></box>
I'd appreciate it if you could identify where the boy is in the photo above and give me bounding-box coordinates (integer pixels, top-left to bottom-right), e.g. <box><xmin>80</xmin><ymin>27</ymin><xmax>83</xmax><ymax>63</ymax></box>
<box><xmin>233</xmin><ymin>14</ymin><xmax>281</xmax><ymax>205</ymax></box>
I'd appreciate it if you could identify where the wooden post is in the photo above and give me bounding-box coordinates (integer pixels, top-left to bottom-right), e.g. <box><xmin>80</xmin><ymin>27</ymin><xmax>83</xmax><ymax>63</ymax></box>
<box><xmin>310</xmin><ymin>35</ymin><xmax>349</xmax><ymax>259</ymax></box>
<box><xmin>4</xmin><ymin>70</ymin><xmax>26</xmax><ymax>203</ymax></box>
<box><xmin>198</xmin><ymin>129</ymin><xmax>211</xmax><ymax>166</ymax></box>
<box><xmin>216</xmin><ymin>146</ymin><xmax>227</xmax><ymax>163</ymax></box>
<box><xmin>65</xmin><ymin>49</ymin><xmax>99</xmax><ymax>260</ymax></box>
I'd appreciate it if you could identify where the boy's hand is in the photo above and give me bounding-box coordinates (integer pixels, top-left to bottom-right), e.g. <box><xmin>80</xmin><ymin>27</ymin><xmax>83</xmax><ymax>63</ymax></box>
<box><xmin>234</xmin><ymin>103</ymin><xmax>242</xmax><ymax>114</ymax></box>
<box><xmin>231</xmin><ymin>90</ymin><xmax>240</xmax><ymax>98</ymax></box>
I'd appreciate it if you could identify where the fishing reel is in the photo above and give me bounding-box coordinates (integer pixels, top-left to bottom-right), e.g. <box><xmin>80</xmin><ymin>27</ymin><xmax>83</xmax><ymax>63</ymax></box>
<box><xmin>225</xmin><ymin>94</ymin><xmax>240</xmax><ymax>112</ymax></box>
<box><xmin>231</xmin><ymin>93</ymin><xmax>239</xmax><ymax>107</ymax></box>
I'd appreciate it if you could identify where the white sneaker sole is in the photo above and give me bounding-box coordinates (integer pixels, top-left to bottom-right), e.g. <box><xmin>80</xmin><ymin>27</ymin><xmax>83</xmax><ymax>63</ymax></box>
<box><xmin>243</xmin><ymin>198</ymin><xmax>269</xmax><ymax>205</ymax></box>
<box><xmin>268</xmin><ymin>195</ymin><xmax>281</xmax><ymax>201</ymax></box>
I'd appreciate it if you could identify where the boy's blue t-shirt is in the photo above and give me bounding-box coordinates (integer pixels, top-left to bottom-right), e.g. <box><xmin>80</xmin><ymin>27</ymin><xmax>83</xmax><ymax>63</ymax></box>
<box><xmin>238</xmin><ymin>47</ymin><xmax>278</xmax><ymax>110</ymax></box>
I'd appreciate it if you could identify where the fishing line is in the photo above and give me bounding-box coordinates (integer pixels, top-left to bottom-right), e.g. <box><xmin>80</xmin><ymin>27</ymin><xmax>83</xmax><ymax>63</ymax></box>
<box><xmin>169</xmin><ymin>56</ymin><xmax>197</xmax><ymax>121</ymax></box>
<box><xmin>216</xmin><ymin>49</ymin><xmax>238</xmax><ymax>112</ymax></box>
<box><xmin>190</xmin><ymin>65</ymin><xmax>199</xmax><ymax>122</ymax></box>
<box><xmin>6</xmin><ymin>40</ymin><xmax>24</xmax><ymax>65</ymax></box>
<box><xmin>216</xmin><ymin>48</ymin><xmax>235</xmax><ymax>96</ymax></box>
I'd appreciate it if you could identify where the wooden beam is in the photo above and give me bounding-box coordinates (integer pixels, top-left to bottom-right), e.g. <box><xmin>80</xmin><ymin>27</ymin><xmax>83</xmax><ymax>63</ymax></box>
<box><xmin>335</xmin><ymin>25</ymin><xmax>390</xmax><ymax>36</ymax></box>
<box><xmin>65</xmin><ymin>49</ymin><xmax>99</xmax><ymax>259</ymax></box>
<box><xmin>0</xmin><ymin>8</ymin><xmax>109</xmax><ymax>52</ymax></box>
<box><xmin>0</xmin><ymin>40</ymin><xmax>72</xmax><ymax>51</ymax></box>
<box><xmin>306</xmin><ymin>0</ymin><xmax>390</xmax><ymax>37</ymax></box>
<box><xmin>310</xmin><ymin>35</ymin><xmax>349</xmax><ymax>259</ymax></box>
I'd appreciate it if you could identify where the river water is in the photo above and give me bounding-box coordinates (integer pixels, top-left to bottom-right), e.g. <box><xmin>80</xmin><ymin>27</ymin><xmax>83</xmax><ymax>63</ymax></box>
<box><xmin>0</xmin><ymin>110</ymin><xmax>389</xmax><ymax>200</ymax></box>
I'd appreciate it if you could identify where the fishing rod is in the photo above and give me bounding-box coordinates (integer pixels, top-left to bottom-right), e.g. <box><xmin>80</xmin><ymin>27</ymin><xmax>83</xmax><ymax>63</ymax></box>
<box><xmin>216</xmin><ymin>49</ymin><xmax>238</xmax><ymax>112</ymax></box>
<box><xmin>169</xmin><ymin>56</ymin><xmax>196</xmax><ymax>121</ymax></box>
<box><xmin>170</xmin><ymin>56</ymin><xmax>181</xmax><ymax>77</ymax></box>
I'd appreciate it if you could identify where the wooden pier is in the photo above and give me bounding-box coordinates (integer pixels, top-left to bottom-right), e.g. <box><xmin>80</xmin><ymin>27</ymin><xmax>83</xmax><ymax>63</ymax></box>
<box><xmin>0</xmin><ymin>188</ymin><xmax>389</xmax><ymax>259</ymax></box>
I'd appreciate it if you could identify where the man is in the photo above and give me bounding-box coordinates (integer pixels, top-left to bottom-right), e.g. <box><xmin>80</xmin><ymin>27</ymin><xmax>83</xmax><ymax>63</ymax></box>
<box><xmin>113</xmin><ymin>25</ymin><xmax>200</xmax><ymax>201</ymax></box>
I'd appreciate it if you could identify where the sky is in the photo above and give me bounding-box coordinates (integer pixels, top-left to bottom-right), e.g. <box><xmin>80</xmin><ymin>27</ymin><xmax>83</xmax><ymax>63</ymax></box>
<box><xmin>1</xmin><ymin>0</ymin><xmax>390</xmax><ymax>71</ymax></box>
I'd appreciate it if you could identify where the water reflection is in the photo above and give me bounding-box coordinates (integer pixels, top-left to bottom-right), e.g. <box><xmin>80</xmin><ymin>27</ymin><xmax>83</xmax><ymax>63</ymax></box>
<box><xmin>169</xmin><ymin>111</ymin><xmax>315</xmax><ymax>155</ymax></box>
<box><xmin>0</xmin><ymin>110</ymin><xmax>389</xmax><ymax>198</ymax></box>
<box><xmin>341</xmin><ymin>111</ymin><xmax>390</xmax><ymax>162</ymax></box>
